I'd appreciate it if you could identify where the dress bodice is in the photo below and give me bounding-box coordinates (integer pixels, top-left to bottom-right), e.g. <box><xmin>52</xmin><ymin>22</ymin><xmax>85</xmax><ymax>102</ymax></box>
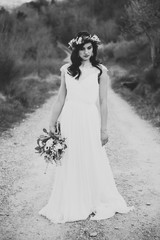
<box><xmin>60</xmin><ymin>63</ymin><xmax>107</xmax><ymax>105</ymax></box>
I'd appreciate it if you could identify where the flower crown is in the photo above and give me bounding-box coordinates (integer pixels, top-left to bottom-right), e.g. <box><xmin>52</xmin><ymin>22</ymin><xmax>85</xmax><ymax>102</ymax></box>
<box><xmin>68</xmin><ymin>34</ymin><xmax>101</xmax><ymax>50</ymax></box>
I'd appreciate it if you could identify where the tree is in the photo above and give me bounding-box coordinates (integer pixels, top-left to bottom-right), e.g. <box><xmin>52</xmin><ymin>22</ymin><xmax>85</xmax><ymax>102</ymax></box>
<box><xmin>16</xmin><ymin>11</ymin><xmax>27</xmax><ymax>21</ymax></box>
<box><xmin>28</xmin><ymin>0</ymin><xmax>49</xmax><ymax>14</ymax></box>
<box><xmin>121</xmin><ymin>0</ymin><xmax>160</xmax><ymax>68</ymax></box>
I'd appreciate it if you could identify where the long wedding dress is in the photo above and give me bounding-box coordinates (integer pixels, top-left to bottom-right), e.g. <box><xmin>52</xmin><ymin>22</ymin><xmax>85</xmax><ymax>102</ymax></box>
<box><xmin>39</xmin><ymin>63</ymin><xmax>134</xmax><ymax>223</ymax></box>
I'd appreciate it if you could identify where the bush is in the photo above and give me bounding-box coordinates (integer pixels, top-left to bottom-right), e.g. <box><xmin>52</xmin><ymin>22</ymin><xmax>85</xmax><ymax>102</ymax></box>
<box><xmin>0</xmin><ymin>52</ymin><xmax>21</xmax><ymax>92</ymax></box>
<box><xmin>144</xmin><ymin>68</ymin><xmax>160</xmax><ymax>90</ymax></box>
<box><xmin>98</xmin><ymin>40</ymin><xmax>144</xmax><ymax>64</ymax></box>
<box><xmin>17</xmin><ymin>60</ymin><xmax>38</xmax><ymax>77</ymax></box>
<box><xmin>134</xmin><ymin>83</ymin><xmax>151</xmax><ymax>97</ymax></box>
<box><xmin>96</xmin><ymin>19</ymin><xmax>119</xmax><ymax>43</ymax></box>
<box><xmin>100</xmin><ymin>38</ymin><xmax>149</xmax><ymax>68</ymax></box>
<box><xmin>8</xmin><ymin>79</ymin><xmax>44</xmax><ymax>108</ymax></box>
<box><xmin>6</xmin><ymin>76</ymin><xmax>60</xmax><ymax>108</ymax></box>
<box><xmin>111</xmin><ymin>65</ymin><xmax>160</xmax><ymax>129</ymax></box>
<box><xmin>0</xmin><ymin>99</ymin><xmax>25</xmax><ymax>131</ymax></box>
<box><xmin>0</xmin><ymin>75</ymin><xmax>60</xmax><ymax>134</ymax></box>
<box><xmin>113</xmin><ymin>40</ymin><xmax>138</xmax><ymax>61</ymax></box>
<box><xmin>152</xmin><ymin>89</ymin><xmax>160</xmax><ymax>106</ymax></box>
<box><xmin>98</xmin><ymin>44</ymin><xmax>114</xmax><ymax>62</ymax></box>
<box><xmin>36</xmin><ymin>58</ymin><xmax>62</xmax><ymax>77</ymax></box>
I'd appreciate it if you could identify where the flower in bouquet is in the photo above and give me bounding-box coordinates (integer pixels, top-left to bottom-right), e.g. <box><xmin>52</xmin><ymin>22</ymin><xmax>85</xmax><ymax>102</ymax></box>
<box><xmin>35</xmin><ymin>126</ymin><xmax>67</xmax><ymax>173</ymax></box>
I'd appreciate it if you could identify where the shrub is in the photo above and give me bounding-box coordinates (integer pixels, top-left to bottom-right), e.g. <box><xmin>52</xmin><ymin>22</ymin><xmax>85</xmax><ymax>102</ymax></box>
<box><xmin>134</xmin><ymin>83</ymin><xmax>150</xmax><ymax>97</ymax></box>
<box><xmin>36</xmin><ymin>58</ymin><xmax>62</xmax><ymax>77</ymax></box>
<box><xmin>113</xmin><ymin>40</ymin><xmax>138</xmax><ymax>61</ymax></box>
<box><xmin>17</xmin><ymin>60</ymin><xmax>38</xmax><ymax>77</ymax></box>
<box><xmin>7</xmin><ymin>77</ymin><xmax>60</xmax><ymax>108</ymax></box>
<box><xmin>0</xmin><ymin>52</ymin><xmax>21</xmax><ymax>92</ymax></box>
<box><xmin>8</xmin><ymin>79</ymin><xmax>44</xmax><ymax>108</ymax></box>
<box><xmin>96</xmin><ymin>19</ymin><xmax>119</xmax><ymax>43</ymax></box>
<box><xmin>0</xmin><ymin>99</ymin><xmax>25</xmax><ymax>131</ymax></box>
<box><xmin>98</xmin><ymin>44</ymin><xmax>114</xmax><ymax>61</ymax></box>
<box><xmin>98</xmin><ymin>40</ymin><xmax>146</xmax><ymax>64</ymax></box>
<box><xmin>144</xmin><ymin>68</ymin><xmax>160</xmax><ymax>90</ymax></box>
<box><xmin>152</xmin><ymin>89</ymin><xmax>160</xmax><ymax>106</ymax></box>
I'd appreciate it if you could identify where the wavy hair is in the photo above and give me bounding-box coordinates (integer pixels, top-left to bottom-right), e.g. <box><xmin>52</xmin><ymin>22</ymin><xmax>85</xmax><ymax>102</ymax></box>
<box><xmin>67</xmin><ymin>32</ymin><xmax>102</xmax><ymax>84</ymax></box>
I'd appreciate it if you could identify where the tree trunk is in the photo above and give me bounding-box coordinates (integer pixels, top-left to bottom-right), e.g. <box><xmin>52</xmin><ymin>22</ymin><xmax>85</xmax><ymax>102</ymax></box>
<box><xmin>148</xmin><ymin>34</ymin><xmax>160</xmax><ymax>68</ymax></box>
<box><xmin>150</xmin><ymin>39</ymin><xmax>156</xmax><ymax>67</ymax></box>
<box><xmin>154</xmin><ymin>43</ymin><xmax>160</xmax><ymax>68</ymax></box>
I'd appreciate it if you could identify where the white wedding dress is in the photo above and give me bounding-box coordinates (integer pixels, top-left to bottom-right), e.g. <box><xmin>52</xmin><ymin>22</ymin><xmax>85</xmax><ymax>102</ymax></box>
<box><xmin>39</xmin><ymin>63</ymin><xmax>134</xmax><ymax>223</ymax></box>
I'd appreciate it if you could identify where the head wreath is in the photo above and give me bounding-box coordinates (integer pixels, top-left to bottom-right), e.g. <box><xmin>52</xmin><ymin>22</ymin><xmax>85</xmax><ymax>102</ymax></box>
<box><xmin>68</xmin><ymin>34</ymin><xmax>101</xmax><ymax>50</ymax></box>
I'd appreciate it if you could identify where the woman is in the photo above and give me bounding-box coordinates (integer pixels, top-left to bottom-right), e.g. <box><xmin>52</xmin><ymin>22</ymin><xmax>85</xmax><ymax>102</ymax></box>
<box><xmin>39</xmin><ymin>31</ymin><xmax>134</xmax><ymax>223</ymax></box>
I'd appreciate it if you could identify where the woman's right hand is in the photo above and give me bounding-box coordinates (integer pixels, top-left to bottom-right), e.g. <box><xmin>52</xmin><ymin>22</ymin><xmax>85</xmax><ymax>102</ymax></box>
<box><xmin>100</xmin><ymin>129</ymin><xmax>109</xmax><ymax>146</ymax></box>
<box><xmin>49</xmin><ymin>124</ymin><xmax>56</xmax><ymax>136</ymax></box>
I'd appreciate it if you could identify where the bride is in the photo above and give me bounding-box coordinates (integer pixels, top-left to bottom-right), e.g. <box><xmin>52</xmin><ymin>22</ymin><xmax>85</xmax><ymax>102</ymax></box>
<box><xmin>39</xmin><ymin>31</ymin><xmax>134</xmax><ymax>223</ymax></box>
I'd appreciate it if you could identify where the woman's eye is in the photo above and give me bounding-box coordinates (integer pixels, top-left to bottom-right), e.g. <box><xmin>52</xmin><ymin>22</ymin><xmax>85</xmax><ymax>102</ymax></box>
<box><xmin>80</xmin><ymin>45</ymin><xmax>92</xmax><ymax>51</ymax></box>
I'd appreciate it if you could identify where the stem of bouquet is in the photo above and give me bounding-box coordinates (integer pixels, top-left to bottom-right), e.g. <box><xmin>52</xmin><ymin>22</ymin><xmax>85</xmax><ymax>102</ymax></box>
<box><xmin>56</xmin><ymin>159</ymin><xmax>62</xmax><ymax>166</ymax></box>
<box><xmin>44</xmin><ymin>162</ymin><xmax>49</xmax><ymax>174</ymax></box>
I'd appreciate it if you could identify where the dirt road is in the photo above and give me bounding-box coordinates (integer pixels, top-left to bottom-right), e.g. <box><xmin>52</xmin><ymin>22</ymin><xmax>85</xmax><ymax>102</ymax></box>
<box><xmin>0</xmin><ymin>75</ymin><xmax>160</xmax><ymax>240</ymax></box>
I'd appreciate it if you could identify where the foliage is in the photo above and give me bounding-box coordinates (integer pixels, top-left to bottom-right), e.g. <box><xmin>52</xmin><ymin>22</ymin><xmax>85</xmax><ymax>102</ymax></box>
<box><xmin>27</xmin><ymin>0</ymin><xmax>49</xmax><ymax>14</ymax></box>
<box><xmin>0</xmin><ymin>99</ymin><xmax>25</xmax><ymax>132</ymax></box>
<box><xmin>99</xmin><ymin>39</ymin><xmax>147</xmax><ymax>64</ymax></box>
<box><xmin>121</xmin><ymin>0</ymin><xmax>160</xmax><ymax>67</ymax></box>
<box><xmin>124</xmin><ymin>0</ymin><xmax>160</xmax><ymax>34</ymax></box>
<box><xmin>76</xmin><ymin>0</ymin><xmax>129</xmax><ymax>21</ymax></box>
<box><xmin>0</xmin><ymin>3</ymin><xmax>62</xmax><ymax>92</ymax></box>
<box><xmin>7</xmin><ymin>77</ymin><xmax>60</xmax><ymax>108</ymax></box>
<box><xmin>0</xmin><ymin>51</ymin><xmax>21</xmax><ymax>92</ymax></box>
<box><xmin>96</xmin><ymin>19</ymin><xmax>119</xmax><ymax>43</ymax></box>
<box><xmin>1</xmin><ymin>0</ymin><xmax>160</xmax><ymax>133</ymax></box>
<box><xmin>0</xmin><ymin>77</ymin><xmax>60</xmax><ymax>134</ymax></box>
<box><xmin>144</xmin><ymin>68</ymin><xmax>160</xmax><ymax>90</ymax></box>
<box><xmin>111</xmin><ymin>73</ymin><xmax>160</xmax><ymax>128</ymax></box>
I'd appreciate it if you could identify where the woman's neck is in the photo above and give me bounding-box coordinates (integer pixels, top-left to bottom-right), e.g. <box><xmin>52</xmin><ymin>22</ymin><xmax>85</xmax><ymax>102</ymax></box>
<box><xmin>80</xmin><ymin>60</ymin><xmax>92</xmax><ymax>68</ymax></box>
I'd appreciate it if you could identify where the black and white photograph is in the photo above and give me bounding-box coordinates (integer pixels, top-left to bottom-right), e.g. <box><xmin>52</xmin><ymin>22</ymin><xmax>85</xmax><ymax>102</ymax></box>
<box><xmin>0</xmin><ymin>0</ymin><xmax>160</xmax><ymax>239</ymax></box>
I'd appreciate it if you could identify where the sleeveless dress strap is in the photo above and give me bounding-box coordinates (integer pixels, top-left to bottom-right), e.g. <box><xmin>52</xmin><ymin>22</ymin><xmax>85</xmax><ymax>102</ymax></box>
<box><xmin>60</xmin><ymin>63</ymin><xmax>70</xmax><ymax>73</ymax></box>
<box><xmin>100</xmin><ymin>64</ymin><xmax>108</xmax><ymax>72</ymax></box>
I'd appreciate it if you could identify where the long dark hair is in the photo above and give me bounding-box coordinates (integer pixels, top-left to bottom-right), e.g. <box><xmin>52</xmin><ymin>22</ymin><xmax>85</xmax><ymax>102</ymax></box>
<box><xmin>67</xmin><ymin>31</ymin><xmax>102</xmax><ymax>84</ymax></box>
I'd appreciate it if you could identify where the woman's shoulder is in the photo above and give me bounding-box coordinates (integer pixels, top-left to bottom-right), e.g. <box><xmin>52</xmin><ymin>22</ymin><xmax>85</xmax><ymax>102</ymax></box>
<box><xmin>99</xmin><ymin>64</ymin><xmax>108</xmax><ymax>72</ymax></box>
<box><xmin>60</xmin><ymin>63</ymin><xmax>71</xmax><ymax>73</ymax></box>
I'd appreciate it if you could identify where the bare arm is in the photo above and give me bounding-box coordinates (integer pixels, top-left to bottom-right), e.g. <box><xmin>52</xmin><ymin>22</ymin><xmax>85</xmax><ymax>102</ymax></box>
<box><xmin>49</xmin><ymin>68</ymin><xmax>67</xmax><ymax>133</ymax></box>
<box><xmin>99</xmin><ymin>66</ymin><xmax>109</xmax><ymax>145</ymax></box>
<box><xmin>99</xmin><ymin>67</ymin><xmax>109</xmax><ymax>130</ymax></box>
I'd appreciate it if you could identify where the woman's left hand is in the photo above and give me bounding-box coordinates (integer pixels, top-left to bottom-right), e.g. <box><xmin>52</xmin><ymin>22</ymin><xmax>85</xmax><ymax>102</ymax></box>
<box><xmin>101</xmin><ymin>130</ymin><xmax>109</xmax><ymax>146</ymax></box>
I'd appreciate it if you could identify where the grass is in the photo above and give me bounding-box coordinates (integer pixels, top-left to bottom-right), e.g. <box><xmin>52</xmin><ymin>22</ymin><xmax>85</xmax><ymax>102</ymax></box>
<box><xmin>101</xmin><ymin>37</ymin><xmax>160</xmax><ymax>131</ymax></box>
<box><xmin>0</xmin><ymin>35</ymin><xmax>63</xmax><ymax>136</ymax></box>
<box><xmin>111</xmin><ymin>69</ymin><xmax>160</xmax><ymax>130</ymax></box>
<box><xmin>0</xmin><ymin>75</ymin><xmax>61</xmax><ymax>136</ymax></box>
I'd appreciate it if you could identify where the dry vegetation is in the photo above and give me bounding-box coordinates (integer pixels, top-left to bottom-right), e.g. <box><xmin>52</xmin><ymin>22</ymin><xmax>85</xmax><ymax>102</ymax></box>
<box><xmin>99</xmin><ymin>0</ymin><xmax>160</xmax><ymax>129</ymax></box>
<box><xmin>0</xmin><ymin>0</ymin><xmax>160</xmax><ymax>133</ymax></box>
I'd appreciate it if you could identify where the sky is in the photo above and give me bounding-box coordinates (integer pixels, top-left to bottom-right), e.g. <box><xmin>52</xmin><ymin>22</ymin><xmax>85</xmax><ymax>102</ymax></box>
<box><xmin>0</xmin><ymin>0</ymin><xmax>51</xmax><ymax>9</ymax></box>
<box><xmin>0</xmin><ymin>0</ymin><xmax>31</xmax><ymax>8</ymax></box>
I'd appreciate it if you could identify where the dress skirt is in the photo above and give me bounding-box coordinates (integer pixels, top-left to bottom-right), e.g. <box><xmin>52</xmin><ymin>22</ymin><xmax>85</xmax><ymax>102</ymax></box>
<box><xmin>39</xmin><ymin>100</ymin><xmax>134</xmax><ymax>223</ymax></box>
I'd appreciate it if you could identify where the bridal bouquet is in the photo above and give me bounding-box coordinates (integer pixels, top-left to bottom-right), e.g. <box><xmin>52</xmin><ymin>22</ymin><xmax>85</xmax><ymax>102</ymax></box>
<box><xmin>35</xmin><ymin>123</ymin><xmax>67</xmax><ymax>173</ymax></box>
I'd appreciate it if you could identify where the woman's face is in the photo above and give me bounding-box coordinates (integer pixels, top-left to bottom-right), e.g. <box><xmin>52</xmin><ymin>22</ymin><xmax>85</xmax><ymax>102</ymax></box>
<box><xmin>79</xmin><ymin>42</ymin><xmax>93</xmax><ymax>61</ymax></box>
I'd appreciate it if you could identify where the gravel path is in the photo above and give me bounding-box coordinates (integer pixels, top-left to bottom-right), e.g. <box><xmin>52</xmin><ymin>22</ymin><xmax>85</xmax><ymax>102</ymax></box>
<box><xmin>0</xmin><ymin>78</ymin><xmax>160</xmax><ymax>240</ymax></box>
